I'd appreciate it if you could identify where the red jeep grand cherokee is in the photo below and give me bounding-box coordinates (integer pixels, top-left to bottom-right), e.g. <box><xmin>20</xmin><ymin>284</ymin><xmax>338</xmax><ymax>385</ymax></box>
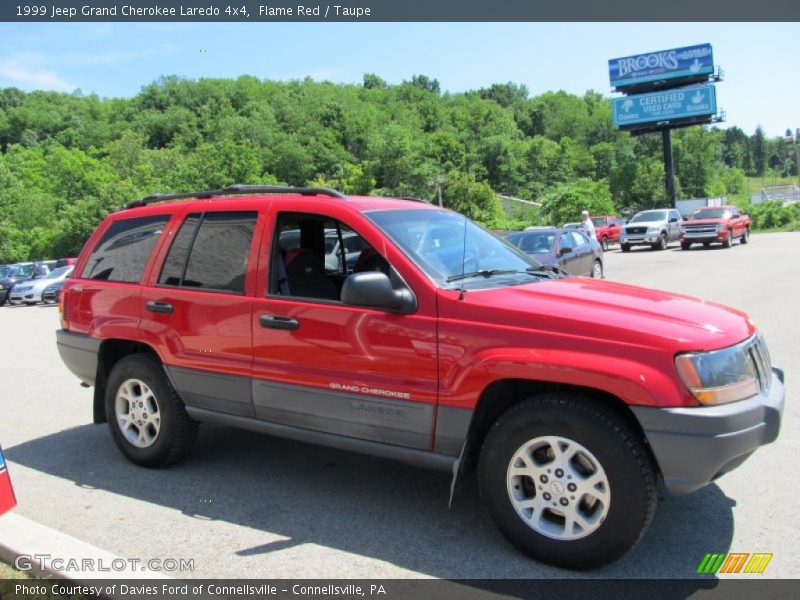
<box><xmin>56</xmin><ymin>185</ymin><xmax>784</xmax><ymax>570</ymax></box>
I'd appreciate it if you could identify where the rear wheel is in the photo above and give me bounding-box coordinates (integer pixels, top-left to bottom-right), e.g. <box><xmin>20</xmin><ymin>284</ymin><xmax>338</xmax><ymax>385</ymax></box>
<box><xmin>106</xmin><ymin>354</ymin><xmax>197</xmax><ymax>467</ymax></box>
<box><xmin>621</xmin><ymin>244</ymin><xmax>631</xmax><ymax>253</ymax></box>
<box><xmin>591</xmin><ymin>259</ymin><xmax>603</xmax><ymax>279</ymax></box>
<box><xmin>478</xmin><ymin>394</ymin><xmax>657</xmax><ymax>570</ymax></box>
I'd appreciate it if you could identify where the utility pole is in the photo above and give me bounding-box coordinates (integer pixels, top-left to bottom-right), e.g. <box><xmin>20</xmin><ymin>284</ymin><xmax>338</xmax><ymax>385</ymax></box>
<box><xmin>436</xmin><ymin>174</ymin><xmax>445</xmax><ymax>207</ymax></box>
<box><xmin>784</xmin><ymin>129</ymin><xmax>800</xmax><ymax>190</ymax></box>
<box><xmin>662</xmin><ymin>128</ymin><xmax>676</xmax><ymax>206</ymax></box>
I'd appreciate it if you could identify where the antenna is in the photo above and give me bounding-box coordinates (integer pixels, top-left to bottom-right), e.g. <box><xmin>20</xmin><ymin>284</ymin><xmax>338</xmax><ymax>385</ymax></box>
<box><xmin>458</xmin><ymin>213</ymin><xmax>468</xmax><ymax>301</ymax></box>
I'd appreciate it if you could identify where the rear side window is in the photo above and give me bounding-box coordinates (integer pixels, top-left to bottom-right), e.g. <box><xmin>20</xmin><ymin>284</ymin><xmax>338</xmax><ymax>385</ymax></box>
<box><xmin>83</xmin><ymin>215</ymin><xmax>170</xmax><ymax>283</ymax></box>
<box><xmin>158</xmin><ymin>211</ymin><xmax>257</xmax><ymax>294</ymax></box>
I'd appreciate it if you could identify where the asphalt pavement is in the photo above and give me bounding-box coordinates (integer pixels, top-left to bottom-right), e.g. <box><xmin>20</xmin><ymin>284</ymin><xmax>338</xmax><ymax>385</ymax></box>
<box><xmin>1</xmin><ymin>232</ymin><xmax>797</xmax><ymax>579</ymax></box>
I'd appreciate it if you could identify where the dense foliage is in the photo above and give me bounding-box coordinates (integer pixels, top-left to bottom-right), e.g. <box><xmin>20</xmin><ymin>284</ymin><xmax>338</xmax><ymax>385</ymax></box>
<box><xmin>0</xmin><ymin>75</ymin><xmax>797</xmax><ymax>261</ymax></box>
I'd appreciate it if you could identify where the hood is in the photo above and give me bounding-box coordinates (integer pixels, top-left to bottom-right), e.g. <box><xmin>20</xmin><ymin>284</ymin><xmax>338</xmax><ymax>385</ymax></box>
<box><xmin>450</xmin><ymin>277</ymin><xmax>753</xmax><ymax>353</ymax></box>
<box><xmin>684</xmin><ymin>218</ymin><xmax>724</xmax><ymax>225</ymax></box>
<box><xmin>625</xmin><ymin>220</ymin><xmax>665</xmax><ymax>229</ymax></box>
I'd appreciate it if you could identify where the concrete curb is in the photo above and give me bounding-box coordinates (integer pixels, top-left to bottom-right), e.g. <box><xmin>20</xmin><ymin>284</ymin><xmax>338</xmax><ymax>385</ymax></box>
<box><xmin>0</xmin><ymin>511</ymin><xmax>171</xmax><ymax>580</ymax></box>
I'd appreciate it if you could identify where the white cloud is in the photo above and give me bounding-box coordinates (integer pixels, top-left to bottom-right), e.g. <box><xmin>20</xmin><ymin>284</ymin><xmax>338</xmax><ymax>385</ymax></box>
<box><xmin>0</xmin><ymin>64</ymin><xmax>76</xmax><ymax>91</ymax></box>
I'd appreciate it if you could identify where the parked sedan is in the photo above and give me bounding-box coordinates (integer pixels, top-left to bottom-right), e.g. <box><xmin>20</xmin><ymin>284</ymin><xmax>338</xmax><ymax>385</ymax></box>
<box><xmin>506</xmin><ymin>227</ymin><xmax>604</xmax><ymax>278</ymax></box>
<box><xmin>8</xmin><ymin>265</ymin><xmax>73</xmax><ymax>305</ymax></box>
<box><xmin>42</xmin><ymin>280</ymin><xmax>65</xmax><ymax>304</ymax></box>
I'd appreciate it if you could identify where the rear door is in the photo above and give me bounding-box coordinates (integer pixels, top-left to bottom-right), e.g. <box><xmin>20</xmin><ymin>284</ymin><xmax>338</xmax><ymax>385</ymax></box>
<box><xmin>139</xmin><ymin>209</ymin><xmax>263</xmax><ymax>418</ymax></box>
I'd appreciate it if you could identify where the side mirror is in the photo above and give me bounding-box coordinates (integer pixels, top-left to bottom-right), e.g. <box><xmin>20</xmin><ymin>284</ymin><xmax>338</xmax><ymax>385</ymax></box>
<box><xmin>669</xmin><ymin>217</ymin><xmax>678</xmax><ymax>223</ymax></box>
<box><xmin>559</xmin><ymin>246</ymin><xmax>573</xmax><ymax>256</ymax></box>
<box><xmin>341</xmin><ymin>272</ymin><xmax>417</xmax><ymax>314</ymax></box>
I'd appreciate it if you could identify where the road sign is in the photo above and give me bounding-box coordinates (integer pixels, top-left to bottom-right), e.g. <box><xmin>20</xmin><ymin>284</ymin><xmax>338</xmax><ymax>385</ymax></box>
<box><xmin>609</xmin><ymin>44</ymin><xmax>714</xmax><ymax>89</ymax></box>
<box><xmin>611</xmin><ymin>84</ymin><xmax>717</xmax><ymax>128</ymax></box>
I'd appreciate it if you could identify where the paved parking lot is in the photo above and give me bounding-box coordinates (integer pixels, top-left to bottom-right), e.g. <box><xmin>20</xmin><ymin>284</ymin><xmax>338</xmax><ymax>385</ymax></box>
<box><xmin>1</xmin><ymin>232</ymin><xmax>797</xmax><ymax>579</ymax></box>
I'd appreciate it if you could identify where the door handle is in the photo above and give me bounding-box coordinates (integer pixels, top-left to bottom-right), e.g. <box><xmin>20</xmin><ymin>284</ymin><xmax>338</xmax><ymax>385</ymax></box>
<box><xmin>146</xmin><ymin>300</ymin><xmax>174</xmax><ymax>314</ymax></box>
<box><xmin>260</xmin><ymin>314</ymin><xmax>299</xmax><ymax>331</ymax></box>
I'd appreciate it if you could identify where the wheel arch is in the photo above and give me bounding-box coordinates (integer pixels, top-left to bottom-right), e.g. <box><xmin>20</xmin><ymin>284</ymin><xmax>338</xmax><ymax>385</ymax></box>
<box><xmin>449</xmin><ymin>378</ymin><xmax>654</xmax><ymax>506</ymax></box>
<box><xmin>93</xmin><ymin>339</ymin><xmax>163</xmax><ymax>424</ymax></box>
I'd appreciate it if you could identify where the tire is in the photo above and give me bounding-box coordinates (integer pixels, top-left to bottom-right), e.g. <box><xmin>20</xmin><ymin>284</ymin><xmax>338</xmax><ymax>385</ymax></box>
<box><xmin>654</xmin><ymin>233</ymin><xmax>667</xmax><ymax>251</ymax></box>
<box><xmin>620</xmin><ymin>244</ymin><xmax>631</xmax><ymax>253</ymax></box>
<box><xmin>702</xmin><ymin>242</ymin><xmax>711</xmax><ymax>248</ymax></box>
<box><xmin>723</xmin><ymin>231</ymin><xmax>733</xmax><ymax>248</ymax></box>
<box><xmin>681</xmin><ymin>241</ymin><xmax>691</xmax><ymax>250</ymax></box>
<box><xmin>477</xmin><ymin>394</ymin><xmax>657</xmax><ymax>570</ymax></box>
<box><xmin>601</xmin><ymin>237</ymin><xmax>609</xmax><ymax>252</ymax></box>
<box><xmin>591</xmin><ymin>259</ymin><xmax>603</xmax><ymax>279</ymax></box>
<box><xmin>741</xmin><ymin>228</ymin><xmax>749</xmax><ymax>244</ymax></box>
<box><xmin>105</xmin><ymin>354</ymin><xmax>197</xmax><ymax>468</ymax></box>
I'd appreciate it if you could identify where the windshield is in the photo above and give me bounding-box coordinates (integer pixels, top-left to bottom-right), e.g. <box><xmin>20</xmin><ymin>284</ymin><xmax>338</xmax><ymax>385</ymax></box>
<box><xmin>507</xmin><ymin>231</ymin><xmax>556</xmax><ymax>254</ymax></box>
<box><xmin>591</xmin><ymin>217</ymin><xmax>607</xmax><ymax>227</ymax></box>
<box><xmin>7</xmin><ymin>264</ymin><xmax>35</xmax><ymax>278</ymax></box>
<box><xmin>630</xmin><ymin>211</ymin><xmax>666</xmax><ymax>223</ymax></box>
<box><xmin>366</xmin><ymin>209</ymin><xmax>542</xmax><ymax>289</ymax></box>
<box><xmin>691</xmin><ymin>208</ymin><xmax>731</xmax><ymax>220</ymax></box>
<box><xmin>44</xmin><ymin>266</ymin><xmax>72</xmax><ymax>279</ymax></box>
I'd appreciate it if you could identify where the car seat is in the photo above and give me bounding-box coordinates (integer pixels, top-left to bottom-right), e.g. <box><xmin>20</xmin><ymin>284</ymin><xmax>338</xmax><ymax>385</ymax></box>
<box><xmin>283</xmin><ymin>248</ymin><xmax>339</xmax><ymax>300</ymax></box>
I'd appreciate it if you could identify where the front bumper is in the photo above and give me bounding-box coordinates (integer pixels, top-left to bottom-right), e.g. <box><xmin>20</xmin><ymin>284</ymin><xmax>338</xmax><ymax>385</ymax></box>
<box><xmin>622</xmin><ymin>235</ymin><xmax>660</xmax><ymax>246</ymax></box>
<box><xmin>682</xmin><ymin>230</ymin><xmax>729</xmax><ymax>244</ymax></box>
<box><xmin>631</xmin><ymin>368</ymin><xmax>785</xmax><ymax>495</ymax></box>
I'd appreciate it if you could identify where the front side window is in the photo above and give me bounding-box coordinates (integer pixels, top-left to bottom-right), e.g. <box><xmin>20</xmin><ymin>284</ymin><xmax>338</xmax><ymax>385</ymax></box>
<box><xmin>83</xmin><ymin>215</ymin><xmax>170</xmax><ymax>283</ymax></box>
<box><xmin>271</xmin><ymin>213</ymin><xmax>392</xmax><ymax>301</ymax></box>
<box><xmin>366</xmin><ymin>209</ymin><xmax>542</xmax><ymax>290</ymax></box>
<box><xmin>158</xmin><ymin>211</ymin><xmax>256</xmax><ymax>294</ymax></box>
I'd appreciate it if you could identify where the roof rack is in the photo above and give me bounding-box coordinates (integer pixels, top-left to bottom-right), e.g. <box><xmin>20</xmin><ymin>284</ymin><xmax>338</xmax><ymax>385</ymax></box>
<box><xmin>124</xmin><ymin>184</ymin><xmax>348</xmax><ymax>209</ymax></box>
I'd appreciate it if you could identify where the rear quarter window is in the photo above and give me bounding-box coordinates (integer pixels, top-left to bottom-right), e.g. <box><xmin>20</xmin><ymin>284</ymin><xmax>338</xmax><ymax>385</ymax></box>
<box><xmin>82</xmin><ymin>215</ymin><xmax>170</xmax><ymax>283</ymax></box>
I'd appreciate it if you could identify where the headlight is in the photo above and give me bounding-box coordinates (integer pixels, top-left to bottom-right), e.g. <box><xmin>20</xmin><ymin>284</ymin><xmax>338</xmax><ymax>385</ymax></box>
<box><xmin>715</xmin><ymin>223</ymin><xmax>725</xmax><ymax>232</ymax></box>
<box><xmin>647</xmin><ymin>227</ymin><xmax>659</xmax><ymax>233</ymax></box>
<box><xmin>0</xmin><ymin>284</ymin><xmax>4</xmax><ymax>290</ymax></box>
<box><xmin>675</xmin><ymin>335</ymin><xmax>769</xmax><ymax>405</ymax></box>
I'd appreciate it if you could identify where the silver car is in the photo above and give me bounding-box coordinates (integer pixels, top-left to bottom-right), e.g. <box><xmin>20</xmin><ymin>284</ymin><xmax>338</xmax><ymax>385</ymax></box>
<box><xmin>8</xmin><ymin>265</ymin><xmax>73</xmax><ymax>305</ymax></box>
<box><xmin>620</xmin><ymin>209</ymin><xmax>683</xmax><ymax>252</ymax></box>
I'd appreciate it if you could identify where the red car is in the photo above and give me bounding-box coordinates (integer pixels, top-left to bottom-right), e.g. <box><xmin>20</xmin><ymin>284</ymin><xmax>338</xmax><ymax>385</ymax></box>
<box><xmin>56</xmin><ymin>185</ymin><xmax>784</xmax><ymax>570</ymax></box>
<box><xmin>589</xmin><ymin>215</ymin><xmax>622</xmax><ymax>251</ymax></box>
<box><xmin>681</xmin><ymin>205</ymin><xmax>751</xmax><ymax>250</ymax></box>
<box><xmin>0</xmin><ymin>445</ymin><xmax>16</xmax><ymax>516</ymax></box>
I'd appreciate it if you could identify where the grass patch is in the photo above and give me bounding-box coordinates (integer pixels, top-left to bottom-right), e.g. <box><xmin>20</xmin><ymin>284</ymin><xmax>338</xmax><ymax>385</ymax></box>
<box><xmin>747</xmin><ymin>175</ymin><xmax>798</xmax><ymax>195</ymax></box>
<box><xmin>0</xmin><ymin>560</ymin><xmax>29</xmax><ymax>578</ymax></box>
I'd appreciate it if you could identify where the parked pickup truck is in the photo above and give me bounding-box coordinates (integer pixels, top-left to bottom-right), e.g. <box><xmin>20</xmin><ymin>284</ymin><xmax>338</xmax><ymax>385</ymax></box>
<box><xmin>590</xmin><ymin>215</ymin><xmax>622</xmax><ymax>251</ymax></box>
<box><xmin>681</xmin><ymin>206</ymin><xmax>751</xmax><ymax>250</ymax></box>
<box><xmin>56</xmin><ymin>185</ymin><xmax>784</xmax><ymax>570</ymax></box>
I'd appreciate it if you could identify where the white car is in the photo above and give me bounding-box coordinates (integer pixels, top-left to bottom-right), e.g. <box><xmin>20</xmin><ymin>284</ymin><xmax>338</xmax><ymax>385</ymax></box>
<box><xmin>9</xmin><ymin>265</ymin><xmax>73</xmax><ymax>305</ymax></box>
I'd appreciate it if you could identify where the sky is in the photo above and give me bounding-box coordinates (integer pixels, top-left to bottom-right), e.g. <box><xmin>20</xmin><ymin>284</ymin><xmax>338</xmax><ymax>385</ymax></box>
<box><xmin>0</xmin><ymin>22</ymin><xmax>797</xmax><ymax>137</ymax></box>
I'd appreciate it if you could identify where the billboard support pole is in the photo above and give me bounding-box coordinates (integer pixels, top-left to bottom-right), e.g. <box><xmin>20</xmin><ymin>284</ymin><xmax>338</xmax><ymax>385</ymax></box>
<box><xmin>662</xmin><ymin>127</ymin><xmax>676</xmax><ymax>206</ymax></box>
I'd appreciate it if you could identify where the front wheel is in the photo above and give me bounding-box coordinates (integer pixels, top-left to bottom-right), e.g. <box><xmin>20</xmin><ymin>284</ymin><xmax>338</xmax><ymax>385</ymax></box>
<box><xmin>653</xmin><ymin>233</ymin><xmax>667</xmax><ymax>251</ymax></box>
<box><xmin>478</xmin><ymin>395</ymin><xmax>657</xmax><ymax>570</ymax></box>
<box><xmin>591</xmin><ymin>259</ymin><xmax>603</xmax><ymax>279</ymax></box>
<box><xmin>601</xmin><ymin>237</ymin><xmax>609</xmax><ymax>252</ymax></box>
<box><xmin>741</xmin><ymin>228</ymin><xmax>749</xmax><ymax>244</ymax></box>
<box><xmin>106</xmin><ymin>354</ymin><xmax>197</xmax><ymax>467</ymax></box>
<box><xmin>681</xmin><ymin>241</ymin><xmax>691</xmax><ymax>250</ymax></box>
<box><xmin>620</xmin><ymin>243</ymin><xmax>631</xmax><ymax>253</ymax></box>
<box><xmin>723</xmin><ymin>231</ymin><xmax>733</xmax><ymax>248</ymax></box>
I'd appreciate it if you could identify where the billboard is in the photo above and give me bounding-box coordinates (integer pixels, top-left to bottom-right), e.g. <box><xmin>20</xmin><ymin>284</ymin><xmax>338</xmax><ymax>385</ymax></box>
<box><xmin>612</xmin><ymin>84</ymin><xmax>717</xmax><ymax>128</ymax></box>
<box><xmin>609</xmin><ymin>44</ymin><xmax>714</xmax><ymax>89</ymax></box>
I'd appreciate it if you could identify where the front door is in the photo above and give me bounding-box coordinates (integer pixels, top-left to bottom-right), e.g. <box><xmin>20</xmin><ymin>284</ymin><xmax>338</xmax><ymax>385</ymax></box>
<box><xmin>250</xmin><ymin>208</ymin><xmax>439</xmax><ymax>450</ymax></box>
